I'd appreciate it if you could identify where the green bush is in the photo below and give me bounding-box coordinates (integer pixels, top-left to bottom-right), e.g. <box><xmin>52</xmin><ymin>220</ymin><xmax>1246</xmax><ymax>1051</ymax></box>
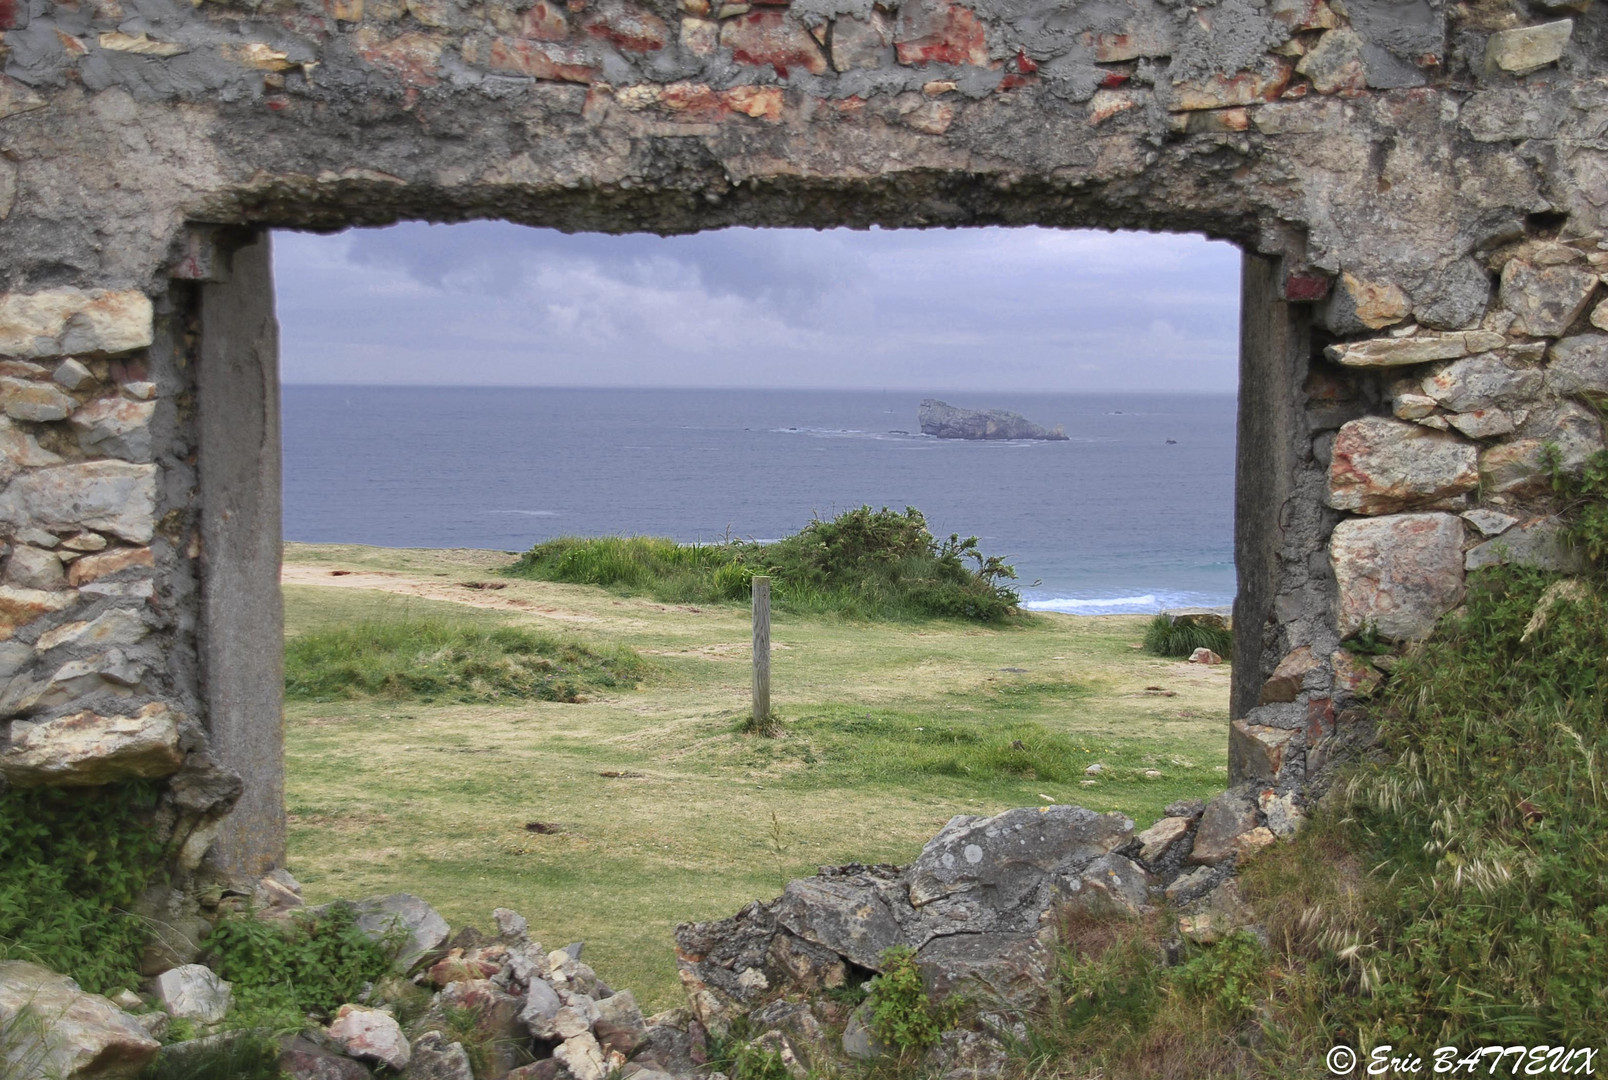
<box><xmin>866</xmin><ymin>945</ymin><xmax>953</xmax><ymax>1055</ymax></box>
<box><xmin>205</xmin><ymin>903</ymin><xmax>400</xmax><ymax>1022</ymax></box>
<box><xmin>510</xmin><ymin>505</ymin><xmax>1020</xmax><ymax>623</ymax></box>
<box><xmin>0</xmin><ymin>782</ymin><xmax>164</xmax><ymax>995</ymax></box>
<box><xmin>139</xmin><ymin>1031</ymin><xmax>283</xmax><ymax>1080</ymax></box>
<box><xmin>284</xmin><ymin>618</ymin><xmax>655</xmax><ymax>703</ymax></box>
<box><xmin>1141</xmin><ymin>614</ymin><xmax>1233</xmax><ymax>660</ymax></box>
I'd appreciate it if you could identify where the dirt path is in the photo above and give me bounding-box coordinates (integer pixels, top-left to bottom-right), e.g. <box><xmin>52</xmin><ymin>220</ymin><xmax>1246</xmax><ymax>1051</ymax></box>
<box><xmin>280</xmin><ymin>564</ymin><xmax>606</xmax><ymax>623</ymax></box>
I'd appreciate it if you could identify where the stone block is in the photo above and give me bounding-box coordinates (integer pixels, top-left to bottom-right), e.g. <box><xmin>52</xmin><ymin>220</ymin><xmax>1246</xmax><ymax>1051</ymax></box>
<box><xmin>1228</xmin><ymin>720</ymin><xmax>1296</xmax><ymax>782</ymax></box>
<box><xmin>66</xmin><ymin>546</ymin><xmax>154</xmax><ymax>587</ymax></box>
<box><xmin>0</xmin><ymin>417</ymin><xmax>63</xmax><ymax>483</ymax></box>
<box><xmin>1326</xmin><ymin>330</ymin><xmax>1506</xmax><ymax>367</ymax></box>
<box><xmin>3</xmin><ymin>545</ymin><xmax>64</xmax><ymax>590</ymax></box>
<box><xmin>328</xmin><ymin>1004</ymin><xmax>411</xmax><ymax>1071</ymax></box>
<box><xmin>0</xmin><ymin>461</ymin><xmax>159</xmax><ymax>544</ymax></box>
<box><xmin>1187</xmin><ymin>789</ymin><xmax>1258</xmax><ymax>866</ymax></box>
<box><xmin>831</xmin><ymin>10</ymin><xmax>892</xmax><ymax>71</ymax></box>
<box><xmin>71</xmin><ymin>396</ymin><xmax>156</xmax><ymax>462</ymax></box>
<box><xmin>1463</xmin><ymin>508</ymin><xmax>1519</xmax><ymax>536</ymax></box>
<box><xmin>155</xmin><ymin>965</ymin><xmax>232</xmax><ymax>1024</ymax></box>
<box><xmin>1296</xmin><ymin>28</ymin><xmax>1365</xmax><ymax>98</ymax></box>
<box><xmin>1258</xmin><ymin>789</ymin><xmax>1305</xmax><ymax>837</ymax></box>
<box><xmin>352</xmin><ymin>893</ymin><xmax>450</xmax><ymax>972</ymax></box>
<box><xmin>1135</xmin><ymin>815</ymin><xmax>1191</xmax><ymax>865</ymax></box>
<box><xmin>1062</xmin><ymin>853</ymin><xmax>1149</xmax><ymax>917</ymax></box>
<box><xmin>1422</xmin><ymin>354</ymin><xmax>1543</xmax><ymax>412</ymax></box>
<box><xmin>1485</xmin><ymin>19</ymin><xmax>1572</xmax><ymax>77</ymax></box>
<box><xmin>773</xmin><ymin>877</ymin><xmax>903</xmax><ymax>971</ymax></box>
<box><xmin>1465</xmin><ymin>517</ymin><xmax>1582</xmax><ymax>572</ymax></box>
<box><xmin>0</xmin><ymin>289</ymin><xmax>154</xmax><ymax>358</ymax></box>
<box><xmin>1327</xmin><ymin>416</ymin><xmax>1478</xmax><ymax>514</ymax></box>
<box><xmin>1546</xmin><ymin>332</ymin><xmax>1608</xmax><ymax>399</ymax></box>
<box><xmin>893</xmin><ymin>0</ymin><xmax>987</xmax><ymax>67</ymax></box>
<box><xmin>1258</xmin><ymin>644</ymin><xmax>1318</xmax><ymax>704</ymax></box>
<box><xmin>721</xmin><ymin>11</ymin><xmax>829</xmax><ymax>75</ymax></box>
<box><xmin>480</xmin><ymin>37</ymin><xmax>597</xmax><ymax>82</ymax></box>
<box><xmin>1171</xmin><ymin>59</ymin><xmax>1292</xmax><ymax>111</ymax></box>
<box><xmin>1332</xmin><ymin>513</ymin><xmax>1465</xmax><ymax>640</ymax></box>
<box><xmin>1501</xmin><ymin>259</ymin><xmax>1598</xmax><ymax>337</ymax></box>
<box><xmin>1447</xmin><ymin>408</ymin><xmax>1526</xmax><ymax>438</ymax></box>
<box><xmin>0</xmin><ymin>375</ymin><xmax>75</xmax><ymax>421</ymax></box>
<box><xmin>0</xmin><ymin>703</ymin><xmax>183</xmax><ymax>787</ymax></box>
<box><xmin>0</xmin><ymin>960</ymin><xmax>160</xmax><ymax>1079</ymax></box>
<box><xmin>0</xmin><ymin>584</ymin><xmax>76</xmax><ymax>641</ymax></box>
<box><xmin>581</xmin><ymin>1</ymin><xmax>668</xmax><ymax>52</ymax></box>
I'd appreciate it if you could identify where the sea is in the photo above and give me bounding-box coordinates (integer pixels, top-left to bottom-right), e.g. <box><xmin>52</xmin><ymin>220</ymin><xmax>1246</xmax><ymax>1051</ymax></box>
<box><xmin>282</xmin><ymin>387</ymin><xmax>1237</xmax><ymax>615</ymax></box>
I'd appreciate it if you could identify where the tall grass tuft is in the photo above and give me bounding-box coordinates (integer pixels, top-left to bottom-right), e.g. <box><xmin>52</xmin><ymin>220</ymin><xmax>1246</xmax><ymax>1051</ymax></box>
<box><xmin>1142</xmin><ymin>613</ymin><xmax>1233</xmax><ymax>659</ymax></box>
<box><xmin>509</xmin><ymin>505</ymin><xmax>1021</xmax><ymax>623</ymax></box>
<box><xmin>284</xmin><ymin>618</ymin><xmax>655</xmax><ymax>703</ymax></box>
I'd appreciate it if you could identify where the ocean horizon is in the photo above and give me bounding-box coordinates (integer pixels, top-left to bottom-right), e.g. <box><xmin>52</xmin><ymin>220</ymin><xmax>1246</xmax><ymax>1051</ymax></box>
<box><xmin>282</xmin><ymin>386</ymin><xmax>1237</xmax><ymax>615</ymax></box>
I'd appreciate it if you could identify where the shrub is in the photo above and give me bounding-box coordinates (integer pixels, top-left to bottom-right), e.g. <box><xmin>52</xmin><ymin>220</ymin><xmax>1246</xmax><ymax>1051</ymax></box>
<box><xmin>866</xmin><ymin>945</ymin><xmax>952</xmax><ymax>1055</ymax></box>
<box><xmin>284</xmin><ymin>618</ymin><xmax>655</xmax><ymax>704</ymax></box>
<box><xmin>510</xmin><ymin>505</ymin><xmax>1021</xmax><ymax>623</ymax></box>
<box><xmin>1142</xmin><ymin>613</ymin><xmax>1233</xmax><ymax>659</ymax></box>
<box><xmin>205</xmin><ymin>902</ymin><xmax>400</xmax><ymax>1022</ymax></box>
<box><xmin>0</xmin><ymin>781</ymin><xmax>165</xmax><ymax>995</ymax></box>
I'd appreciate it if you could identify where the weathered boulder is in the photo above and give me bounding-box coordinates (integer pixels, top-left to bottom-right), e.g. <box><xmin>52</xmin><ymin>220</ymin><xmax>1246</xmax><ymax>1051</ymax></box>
<box><xmin>1465</xmin><ymin>517</ymin><xmax>1582</xmax><ymax>572</ymax></box>
<box><xmin>914</xmin><ymin>931</ymin><xmax>1050</xmax><ymax>1008</ymax></box>
<box><xmin>554</xmin><ymin>1031</ymin><xmax>608</xmax><ymax>1080</ymax></box>
<box><xmin>520</xmin><ymin>978</ymin><xmax>564</xmax><ymax>1038</ymax></box>
<box><xmin>1061</xmin><ymin>853</ymin><xmax>1149</xmax><ymax>918</ymax></box>
<box><xmin>1178</xmin><ymin>880</ymin><xmax>1258</xmax><ymax>944</ymax></box>
<box><xmin>327</xmin><ymin>1004</ymin><xmax>411</xmax><ymax>1071</ymax></box>
<box><xmin>908</xmin><ymin>805</ymin><xmax>1133</xmax><ymax>908</ymax></box>
<box><xmin>351</xmin><ymin>894</ymin><xmax>450</xmax><ymax>972</ymax></box>
<box><xmin>917</xmin><ymin>399</ymin><xmax>1068</xmax><ymax>441</ymax></box>
<box><xmin>1327</xmin><ymin>416</ymin><xmax>1477</xmax><ymax>514</ymax></box>
<box><xmin>1188</xmin><ymin>789</ymin><xmax>1259</xmax><ymax>866</ymax></box>
<box><xmin>773</xmin><ymin>878</ymin><xmax>903</xmax><ymax>971</ymax></box>
<box><xmin>153</xmin><ymin>965</ymin><xmax>231</xmax><ymax>1025</ymax></box>
<box><xmin>1331</xmin><ymin>513</ymin><xmax>1465</xmax><ymax>640</ymax></box>
<box><xmin>0</xmin><ymin>704</ymin><xmax>183</xmax><ymax>787</ymax></box>
<box><xmin>0</xmin><ymin>960</ymin><xmax>159</xmax><ymax>1079</ymax></box>
<box><xmin>280</xmin><ymin>1036</ymin><xmax>376</xmax><ymax>1080</ymax></box>
<box><xmin>1501</xmin><ymin>259</ymin><xmax>1598</xmax><ymax>336</ymax></box>
<box><xmin>400</xmin><ymin>1033</ymin><xmax>472</xmax><ymax>1080</ymax></box>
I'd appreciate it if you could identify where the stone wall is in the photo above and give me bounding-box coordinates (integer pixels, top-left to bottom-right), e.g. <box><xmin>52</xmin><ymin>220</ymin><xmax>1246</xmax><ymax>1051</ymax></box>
<box><xmin>0</xmin><ymin>0</ymin><xmax>1603</xmax><ymax>893</ymax></box>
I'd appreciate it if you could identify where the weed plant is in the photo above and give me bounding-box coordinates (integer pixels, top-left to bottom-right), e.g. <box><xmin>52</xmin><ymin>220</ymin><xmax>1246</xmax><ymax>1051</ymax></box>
<box><xmin>204</xmin><ymin>903</ymin><xmax>400</xmax><ymax>1024</ymax></box>
<box><xmin>0</xmin><ymin>782</ymin><xmax>164</xmax><ymax>995</ymax></box>
<box><xmin>509</xmin><ymin>505</ymin><xmax>1021</xmax><ymax>623</ymax></box>
<box><xmin>1141</xmin><ymin>614</ymin><xmax>1233</xmax><ymax>660</ymax></box>
<box><xmin>866</xmin><ymin>946</ymin><xmax>954</xmax><ymax>1057</ymax></box>
<box><xmin>284</xmin><ymin>618</ymin><xmax>655</xmax><ymax>703</ymax></box>
<box><xmin>138</xmin><ymin>1031</ymin><xmax>283</xmax><ymax>1080</ymax></box>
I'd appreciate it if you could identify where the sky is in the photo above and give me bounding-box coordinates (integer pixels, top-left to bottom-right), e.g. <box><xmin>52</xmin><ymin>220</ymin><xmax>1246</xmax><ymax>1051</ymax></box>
<box><xmin>271</xmin><ymin>222</ymin><xmax>1242</xmax><ymax>392</ymax></box>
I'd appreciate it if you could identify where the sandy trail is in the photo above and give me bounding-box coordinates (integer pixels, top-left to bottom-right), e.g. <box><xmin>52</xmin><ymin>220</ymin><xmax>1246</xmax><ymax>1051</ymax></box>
<box><xmin>280</xmin><ymin>564</ymin><xmax>606</xmax><ymax>623</ymax></box>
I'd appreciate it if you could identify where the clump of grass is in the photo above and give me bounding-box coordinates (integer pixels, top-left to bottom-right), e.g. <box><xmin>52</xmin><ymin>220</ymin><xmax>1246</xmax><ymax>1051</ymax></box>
<box><xmin>1142</xmin><ymin>613</ymin><xmax>1233</xmax><ymax>659</ymax></box>
<box><xmin>205</xmin><ymin>903</ymin><xmax>400</xmax><ymax>1023</ymax></box>
<box><xmin>509</xmin><ymin>505</ymin><xmax>1020</xmax><ymax>623</ymax></box>
<box><xmin>0</xmin><ymin>781</ymin><xmax>165</xmax><ymax>995</ymax></box>
<box><xmin>284</xmin><ymin>618</ymin><xmax>655</xmax><ymax>703</ymax></box>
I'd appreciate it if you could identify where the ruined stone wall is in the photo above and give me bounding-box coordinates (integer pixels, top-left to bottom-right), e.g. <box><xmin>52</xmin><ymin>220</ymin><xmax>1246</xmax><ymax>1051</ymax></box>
<box><xmin>0</xmin><ymin>0</ymin><xmax>1604</xmax><ymax>888</ymax></box>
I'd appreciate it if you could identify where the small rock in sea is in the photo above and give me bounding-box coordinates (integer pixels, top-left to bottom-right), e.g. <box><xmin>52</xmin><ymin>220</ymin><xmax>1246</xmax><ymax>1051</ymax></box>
<box><xmin>1166</xmin><ymin>439</ymin><xmax>1177</xmax><ymax>444</ymax></box>
<box><xmin>1084</xmin><ymin>763</ymin><xmax>1103</xmax><ymax>776</ymax></box>
<box><xmin>1189</xmin><ymin>648</ymin><xmax>1223</xmax><ymax>665</ymax></box>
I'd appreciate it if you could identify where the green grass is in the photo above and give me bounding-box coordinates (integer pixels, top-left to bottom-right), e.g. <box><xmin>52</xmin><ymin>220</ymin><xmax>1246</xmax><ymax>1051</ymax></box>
<box><xmin>280</xmin><ymin>544</ymin><xmax>1230</xmax><ymax>1010</ymax></box>
<box><xmin>284</xmin><ymin>618</ymin><xmax>657</xmax><ymax>704</ymax></box>
<box><xmin>1142</xmin><ymin>613</ymin><xmax>1233</xmax><ymax>659</ymax></box>
<box><xmin>509</xmin><ymin>505</ymin><xmax>1021</xmax><ymax>622</ymax></box>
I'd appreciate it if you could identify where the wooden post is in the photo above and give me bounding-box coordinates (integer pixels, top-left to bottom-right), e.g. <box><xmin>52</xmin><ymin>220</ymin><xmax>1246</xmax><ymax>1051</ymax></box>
<box><xmin>752</xmin><ymin>575</ymin><xmax>771</xmax><ymax>725</ymax></box>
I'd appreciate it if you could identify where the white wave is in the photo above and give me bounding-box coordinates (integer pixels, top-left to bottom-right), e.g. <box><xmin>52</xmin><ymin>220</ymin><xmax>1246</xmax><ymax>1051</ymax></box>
<box><xmin>487</xmin><ymin>510</ymin><xmax>561</xmax><ymax>516</ymax></box>
<box><xmin>1023</xmin><ymin>594</ymin><xmax>1162</xmax><ymax>614</ymax></box>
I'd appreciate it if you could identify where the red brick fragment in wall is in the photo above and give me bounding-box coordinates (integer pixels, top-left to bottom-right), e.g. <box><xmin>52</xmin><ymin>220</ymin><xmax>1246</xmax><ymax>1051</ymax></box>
<box><xmin>485</xmin><ymin>37</ymin><xmax>598</xmax><ymax>82</ymax></box>
<box><xmin>582</xmin><ymin>1</ymin><xmax>667</xmax><ymax>51</ymax></box>
<box><xmin>1283</xmin><ymin>272</ymin><xmax>1332</xmax><ymax>302</ymax></box>
<box><xmin>1014</xmin><ymin>49</ymin><xmax>1036</xmax><ymax>72</ymax></box>
<box><xmin>355</xmin><ymin>31</ymin><xmax>446</xmax><ymax>88</ymax></box>
<box><xmin>894</xmin><ymin>0</ymin><xmax>988</xmax><ymax>67</ymax></box>
<box><xmin>719</xmin><ymin>11</ymin><xmax>828</xmax><ymax>77</ymax></box>
<box><xmin>521</xmin><ymin>1</ymin><xmax>570</xmax><ymax>41</ymax></box>
<box><xmin>0</xmin><ymin>0</ymin><xmax>27</xmax><ymax>31</ymax></box>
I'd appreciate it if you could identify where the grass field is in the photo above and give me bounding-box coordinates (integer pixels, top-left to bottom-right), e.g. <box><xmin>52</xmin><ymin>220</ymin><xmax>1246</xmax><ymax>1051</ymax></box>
<box><xmin>281</xmin><ymin>543</ymin><xmax>1231</xmax><ymax>1011</ymax></box>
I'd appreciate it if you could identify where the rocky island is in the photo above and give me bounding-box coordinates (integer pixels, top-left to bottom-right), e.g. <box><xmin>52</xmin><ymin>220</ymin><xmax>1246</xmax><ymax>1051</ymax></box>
<box><xmin>918</xmin><ymin>399</ymin><xmax>1070</xmax><ymax>441</ymax></box>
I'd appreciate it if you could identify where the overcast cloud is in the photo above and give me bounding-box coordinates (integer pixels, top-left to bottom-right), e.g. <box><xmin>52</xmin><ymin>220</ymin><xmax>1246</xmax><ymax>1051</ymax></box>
<box><xmin>272</xmin><ymin>222</ymin><xmax>1241</xmax><ymax>392</ymax></box>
